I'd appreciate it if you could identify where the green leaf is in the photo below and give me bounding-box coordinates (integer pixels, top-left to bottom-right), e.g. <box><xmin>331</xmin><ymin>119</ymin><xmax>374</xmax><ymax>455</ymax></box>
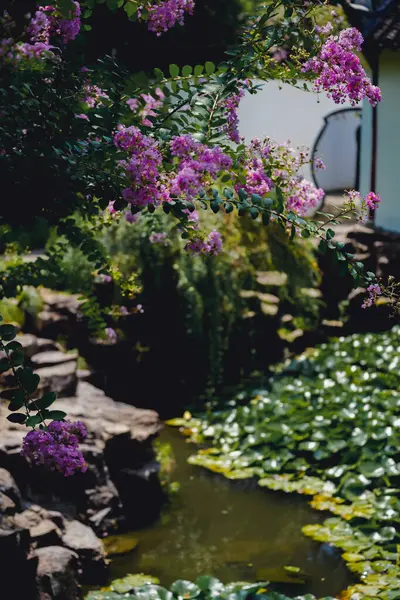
<box><xmin>182</xmin><ymin>65</ymin><xmax>192</xmax><ymax>77</ymax></box>
<box><xmin>45</xmin><ymin>410</ymin><xmax>67</xmax><ymax>421</ymax></box>
<box><xmin>18</xmin><ymin>370</ymin><xmax>40</xmax><ymax>394</ymax></box>
<box><xmin>11</xmin><ymin>350</ymin><xmax>24</xmax><ymax>367</ymax></box>
<box><xmin>36</xmin><ymin>392</ymin><xmax>57</xmax><ymax>410</ymax></box>
<box><xmin>0</xmin><ymin>324</ymin><xmax>17</xmax><ymax>341</ymax></box>
<box><xmin>326</xmin><ymin>228</ymin><xmax>335</xmax><ymax>240</ymax></box>
<box><xmin>26</xmin><ymin>414</ymin><xmax>43</xmax><ymax>427</ymax></box>
<box><xmin>359</xmin><ymin>461</ymin><xmax>385</xmax><ymax>478</ymax></box>
<box><xmin>204</xmin><ymin>61</ymin><xmax>215</xmax><ymax>75</ymax></box>
<box><xmin>6</xmin><ymin>341</ymin><xmax>22</xmax><ymax>351</ymax></box>
<box><xmin>210</xmin><ymin>200</ymin><xmax>220</xmax><ymax>214</ymax></box>
<box><xmin>169</xmin><ymin>64</ymin><xmax>180</xmax><ymax>78</ymax></box>
<box><xmin>0</xmin><ymin>357</ymin><xmax>10</xmax><ymax>373</ymax></box>
<box><xmin>7</xmin><ymin>413</ymin><xmax>27</xmax><ymax>424</ymax></box>
<box><xmin>170</xmin><ymin>581</ymin><xmax>201</xmax><ymax>599</ymax></box>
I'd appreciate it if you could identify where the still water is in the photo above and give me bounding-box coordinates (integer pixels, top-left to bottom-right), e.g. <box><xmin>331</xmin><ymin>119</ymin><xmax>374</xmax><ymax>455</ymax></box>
<box><xmin>109</xmin><ymin>426</ymin><xmax>352</xmax><ymax>597</ymax></box>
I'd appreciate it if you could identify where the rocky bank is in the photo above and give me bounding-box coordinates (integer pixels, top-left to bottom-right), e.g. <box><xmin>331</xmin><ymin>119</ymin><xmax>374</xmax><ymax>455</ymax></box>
<box><xmin>0</xmin><ymin>333</ymin><xmax>164</xmax><ymax>599</ymax></box>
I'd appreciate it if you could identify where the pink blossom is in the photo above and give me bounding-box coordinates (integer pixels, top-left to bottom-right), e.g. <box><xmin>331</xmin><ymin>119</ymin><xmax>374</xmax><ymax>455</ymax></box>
<box><xmin>147</xmin><ymin>0</ymin><xmax>195</xmax><ymax>35</ymax></box>
<box><xmin>364</xmin><ymin>191</ymin><xmax>380</xmax><ymax>210</ymax></box>
<box><xmin>362</xmin><ymin>284</ymin><xmax>382</xmax><ymax>309</ymax></box>
<box><xmin>302</xmin><ymin>27</ymin><xmax>382</xmax><ymax>106</ymax></box>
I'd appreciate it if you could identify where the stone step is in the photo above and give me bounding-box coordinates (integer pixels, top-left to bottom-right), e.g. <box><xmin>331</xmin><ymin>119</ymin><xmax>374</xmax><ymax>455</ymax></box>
<box><xmin>255</xmin><ymin>271</ymin><xmax>288</xmax><ymax>289</ymax></box>
<box><xmin>35</xmin><ymin>360</ymin><xmax>78</xmax><ymax>398</ymax></box>
<box><xmin>31</xmin><ymin>350</ymin><xmax>78</xmax><ymax>369</ymax></box>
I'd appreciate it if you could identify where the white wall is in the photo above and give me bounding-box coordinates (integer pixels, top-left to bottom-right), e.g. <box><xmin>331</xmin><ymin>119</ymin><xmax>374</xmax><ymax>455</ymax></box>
<box><xmin>374</xmin><ymin>51</ymin><xmax>400</xmax><ymax>232</ymax></box>
<box><xmin>238</xmin><ymin>81</ymin><xmax>355</xmax><ymax>184</ymax></box>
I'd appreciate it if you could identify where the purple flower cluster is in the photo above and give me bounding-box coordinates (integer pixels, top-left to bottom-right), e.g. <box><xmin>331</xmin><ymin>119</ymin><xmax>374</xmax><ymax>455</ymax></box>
<box><xmin>302</xmin><ymin>27</ymin><xmax>381</xmax><ymax>106</ymax></box>
<box><xmin>365</xmin><ymin>191</ymin><xmax>381</xmax><ymax>211</ymax></box>
<box><xmin>185</xmin><ymin>230</ymin><xmax>223</xmax><ymax>255</ymax></box>
<box><xmin>344</xmin><ymin>190</ymin><xmax>381</xmax><ymax>221</ymax></box>
<box><xmin>83</xmin><ymin>84</ymin><xmax>109</xmax><ymax>108</ymax></box>
<box><xmin>286</xmin><ymin>177</ymin><xmax>325</xmax><ymax>215</ymax></box>
<box><xmin>170</xmin><ymin>135</ymin><xmax>232</xmax><ymax>199</ymax></box>
<box><xmin>114</xmin><ymin>126</ymin><xmax>166</xmax><ymax>206</ymax></box>
<box><xmin>58</xmin><ymin>1</ymin><xmax>81</xmax><ymax>43</ymax></box>
<box><xmin>362</xmin><ymin>283</ymin><xmax>382</xmax><ymax>309</ymax></box>
<box><xmin>223</xmin><ymin>89</ymin><xmax>245</xmax><ymax>143</ymax></box>
<box><xmin>105</xmin><ymin>327</ymin><xmax>118</xmax><ymax>343</ymax></box>
<box><xmin>126</xmin><ymin>89</ymin><xmax>165</xmax><ymax>126</ymax></box>
<box><xmin>21</xmin><ymin>421</ymin><xmax>87</xmax><ymax>477</ymax></box>
<box><xmin>315</xmin><ymin>157</ymin><xmax>326</xmax><ymax>170</ymax></box>
<box><xmin>147</xmin><ymin>0</ymin><xmax>195</xmax><ymax>35</ymax></box>
<box><xmin>1</xmin><ymin>2</ymin><xmax>81</xmax><ymax>64</ymax></box>
<box><xmin>149</xmin><ymin>231</ymin><xmax>170</xmax><ymax>245</ymax></box>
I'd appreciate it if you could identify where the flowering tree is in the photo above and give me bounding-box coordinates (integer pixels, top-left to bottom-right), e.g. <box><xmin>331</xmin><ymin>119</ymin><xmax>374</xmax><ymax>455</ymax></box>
<box><xmin>0</xmin><ymin>0</ymin><xmax>389</xmax><ymax>472</ymax></box>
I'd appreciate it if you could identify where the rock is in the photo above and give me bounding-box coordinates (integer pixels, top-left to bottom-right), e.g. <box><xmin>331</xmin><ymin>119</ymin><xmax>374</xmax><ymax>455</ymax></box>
<box><xmin>30</xmin><ymin>519</ymin><xmax>62</xmax><ymax>547</ymax></box>
<box><xmin>0</xmin><ymin>521</ymin><xmax>38</xmax><ymax>597</ymax></box>
<box><xmin>34</xmin><ymin>546</ymin><xmax>80</xmax><ymax>600</ymax></box>
<box><xmin>61</xmin><ymin>520</ymin><xmax>108</xmax><ymax>582</ymax></box>
<box><xmin>35</xmin><ymin>360</ymin><xmax>78</xmax><ymax>398</ymax></box>
<box><xmin>55</xmin><ymin>382</ymin><xmax>162</xmax><ymax>444</ymax></box>
<box><xmin>0</xmin><ymin>491</ymin><xmax>17</xmax><ymax>514</ymax></box>
<box><xmin>37</xmin><ymin>310</ymin><xmax>70</xmax><ymax>339</ymax></box>
<box><xmin>37</xmin><ymin>337</ymin><xmax>63</xmax><ymax>353</ymax></box>
<box><xmin>32</xmin><ymin>350</ymin><xmax>78</xmax><ymax>368</ymax></box>
<box><xmin>16</xmin><ymin>333</ymin><xmax>39</xmax><ymax>358</ymax></box>
<box><xmin>14</xmin><ymin>505</ymin><xmax>65</xmax><ymax>547</ymax></box>
<box><xmin>256</xmin><ymin>271</ymin><xmax>288</xmax><ymax>289</ymax></box>
<box><xmin>0</xmin><ymin>377</ymin><xmax>162</xmax><ymax>535</ymax></box>
<box><xmin>40</xmin><ymin>290</ymin><xmax>81</xmax><ymax>316</ymax></box>
<box><xmin>77</xmin><ymin>368</ymin><xmax>92</xmax><ymax>381</ymax></box>
<box><xmin>0</xmin><ymin>467</ymin><xmax>22</xmax><ymax>508</ymax></box>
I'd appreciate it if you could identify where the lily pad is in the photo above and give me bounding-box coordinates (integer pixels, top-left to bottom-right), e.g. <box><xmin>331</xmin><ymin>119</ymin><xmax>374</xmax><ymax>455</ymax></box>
<box><xmin>170</xmin><ymin>580</ymin><xmax>201</xmax><ymax>599</ymax></box>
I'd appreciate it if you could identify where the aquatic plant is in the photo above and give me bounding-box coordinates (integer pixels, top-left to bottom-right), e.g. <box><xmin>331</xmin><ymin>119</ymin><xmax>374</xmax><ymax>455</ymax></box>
<box><xmin>168</xmin><ymin>327</ymin><xmax>400</xmax><ymax>599</ymax></box>
<box><xmin>86</xmin><ymin>574</ymin><xmax>334</xmax><ymax>600</ymax></box>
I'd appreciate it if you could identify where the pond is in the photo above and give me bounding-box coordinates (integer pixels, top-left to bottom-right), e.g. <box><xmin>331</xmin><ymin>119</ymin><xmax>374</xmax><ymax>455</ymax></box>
<box><xmin>108</xmin><ymin>426</ymin><xmax>353</xmax><ymax>598</ymax></box>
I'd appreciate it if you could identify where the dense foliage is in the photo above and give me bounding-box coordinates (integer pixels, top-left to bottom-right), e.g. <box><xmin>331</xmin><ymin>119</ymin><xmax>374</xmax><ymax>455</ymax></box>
<box><xmin>169</xmin><ymin>327</ymin><xmax>400</xmax><ymax>599</ymax></box>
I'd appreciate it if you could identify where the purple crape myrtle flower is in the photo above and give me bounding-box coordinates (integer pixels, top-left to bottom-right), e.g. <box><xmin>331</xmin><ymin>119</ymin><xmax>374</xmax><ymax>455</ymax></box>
<box><xmin>169</xmin><ymin>135</ymin><xmax>232</xmax><ymax>199</ymax></box>
<box><xmin>286</xmin><ymin>178</ymin><xmax>325</xmax><ymax>216</ymax></box>
<box><xmin>58</xmin><ymin>1</ymin><xmax>82</xmax><ymax>43</ymax></box>
<box><xmin>315</xmin><ymin>157</ymin><xmax>326</xmax><ymax>170</ymax></box>
<box><xmin>364</xmin><ymin>191</ymin><xmax>380</xmax><ymax>211</ymax></box>
<box><xmin>21</xmin><ymin>421</ymin><xmax>87</xmax><ymax>477</ymax></box>
<box><xmin>105</xmin><ymin>327</ymin><xmax>118</xmax><ymax>343</ymax></box>
<box><xmin>302</xmin><ymin>27</ymin><xmax>381</xmax><ymax>106</ymax></box>
<box><xmin>185</xmin><ymin>230</ymin><xmax>223</xmax><ymax>255</ymax></box>
<box><xmin>147</xmin><ymin>0</ymin><xmax>195</xmax><ymax>35</ymax></box>
<box><xmin>149</xmin><ymin>231</ymin><xmax>170</xmax><ymax>245</ymax></box>
<box><xmin>223</xmin><ymin>88</ymin><xmax>245</xmax><ymax>143</ymax></box>
<box><xmin>362</xmin><ymin>283</ymin><xmax>382</xmax><ymax>309</ymax></box>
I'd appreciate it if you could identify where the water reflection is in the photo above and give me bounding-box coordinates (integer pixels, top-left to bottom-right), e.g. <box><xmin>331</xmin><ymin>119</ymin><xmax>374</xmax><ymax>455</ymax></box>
<box><xmin>110</xmin><ymin>427</ymin><xmax>352</xmax><ymax>597</ymax></box>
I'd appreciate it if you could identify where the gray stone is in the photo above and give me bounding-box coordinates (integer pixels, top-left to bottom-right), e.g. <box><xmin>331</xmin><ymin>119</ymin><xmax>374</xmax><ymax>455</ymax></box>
<box><xmin>34</xmin><ymin>546</ymin><xmax>80</xmax><ymax>600</ymax></box>
<box><xmin>37</xmin><ymin>337</ymin><xmax>63</xmax><ymax>353</ymax></box>
<box><xmin>35</xmin><ymin>360</ymin><xmax>78</xmax><ymax>398</ymax></box>
<box><xmin>30</xmin><ymin>519</ymin><xmax>62</xmax><ymax>547</ymax></box>
<box><xmin>32</xmin><ymin>350</ymin><xmax>78</xmax><ymax>368</ymax></box>
<box><xmin>40</xmin><ymin>290</ymin><xmax>82</xmax><ymax>316</ymax></box>
<box><xmin>61</xmin><ymin>520</ymin><xmax>107</xmax><ymax>579</ymax></box>
<box><xmin>0</xmin><ymin>467</ymin><xmax>21</xmax><ymax>508</ymax></box>
<box><xmin>0</xmin><ymin>491</ymin><xmax>17</xmax><ymax>514</ymax></box>
<box><xmin>16</xmin><ymin>333</ymin><xmax>39</xmax><ymax>358</ymax></box>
